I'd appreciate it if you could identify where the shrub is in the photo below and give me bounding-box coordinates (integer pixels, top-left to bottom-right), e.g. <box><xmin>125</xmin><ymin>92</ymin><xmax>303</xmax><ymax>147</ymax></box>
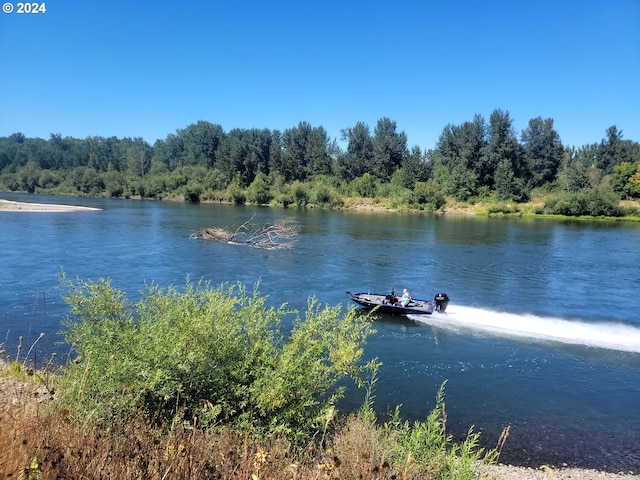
<box><xmin>246</xmin><ymin>172</ymin><xmax>272</xmax><ymax>205</ymax></box>
<box><xmin>544</xmin><ymin>189</ymin><xmax>622</xmax><ymax>216</ymax></box>
<box><xmin>292</xmin><ymin>180</ymin><xmax>309</xmax><ymax>206</ymax></box>
<box><xmin>56</xmin><ymin>274</ymin><xmax>377</xmax><ymax>439</ymax></box>
<box><xmin>412</xmin><ymin>180</ymin><xmax>445</xmax><ymax>211</ymax></box>
<box><xmin>352</xmin><ymin>173</ymin><xmax>378</xmax><ymax>198</ymax></box>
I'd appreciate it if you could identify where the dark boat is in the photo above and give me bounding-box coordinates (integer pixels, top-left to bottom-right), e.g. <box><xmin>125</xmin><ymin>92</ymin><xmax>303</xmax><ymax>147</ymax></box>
<box><xmin>346</xmin><ymin>290</ymin><xmax>449</xmax><ymax>315</ymax></box>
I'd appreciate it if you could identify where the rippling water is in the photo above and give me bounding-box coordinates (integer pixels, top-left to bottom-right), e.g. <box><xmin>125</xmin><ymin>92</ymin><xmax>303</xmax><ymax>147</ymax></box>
<box><xmin>1</xmin><ymin>193</ymin><xmax>639</xmax><ymax>471</ymax></box>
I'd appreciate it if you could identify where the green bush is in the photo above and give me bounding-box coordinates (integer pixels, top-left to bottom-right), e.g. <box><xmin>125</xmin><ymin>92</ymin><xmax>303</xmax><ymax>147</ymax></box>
<box><xmin>352</xmin><ymin>173</ymin><xmax>378</xmax><ymax>198</ymax></box>
<box><xmin>412</xmin><ymin>180</ymin><xmax>445</xmax><ymax>211</ymax></box>
<box><xmin>246</xmin><ymin>172</ymin><xmax>272</xmax><ymax>205</ymax></box>
<box><xmin>291</xmin><ymin>181</ymin><xmax>309</xmax><ymax>206</ymax></box>
<box><xmin>544</xmin><ymin>189</ymin><xmax>622</xmax><ymax>216</ymax></box>
<box><xmin>56</xmin><ymin>274</ymin><xmax>377</xmax><ymax>439</ymax></box>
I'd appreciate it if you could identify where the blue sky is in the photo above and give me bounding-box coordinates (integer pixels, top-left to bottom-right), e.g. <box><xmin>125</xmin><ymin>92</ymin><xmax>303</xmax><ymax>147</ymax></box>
<box><xmin>1</xmin><ymin>0</ymin><xmax>638</xmax><ymax>151</ymax></box>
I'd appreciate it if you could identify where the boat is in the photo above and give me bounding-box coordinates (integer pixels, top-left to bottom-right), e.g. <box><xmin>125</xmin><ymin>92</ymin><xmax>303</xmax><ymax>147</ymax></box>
<box><xmin>346</xmin><ymin>290</ymin><xmax>449</xmax><ymax>315</ymax></box>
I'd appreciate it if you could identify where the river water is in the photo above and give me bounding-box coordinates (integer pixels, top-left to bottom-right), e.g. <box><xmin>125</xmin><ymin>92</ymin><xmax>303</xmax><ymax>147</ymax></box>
<box><xmin>1</xmin><ymin>193</ymin><xmax>639</xmax><ymax>471</ymax></box>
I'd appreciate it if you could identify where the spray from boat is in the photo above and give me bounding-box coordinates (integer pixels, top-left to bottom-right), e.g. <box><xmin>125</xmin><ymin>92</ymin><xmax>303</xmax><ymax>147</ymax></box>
<box><xmin>409</xmin><ymin>305</ymin><xmax>640</xmax><ymax>354</ymax></box>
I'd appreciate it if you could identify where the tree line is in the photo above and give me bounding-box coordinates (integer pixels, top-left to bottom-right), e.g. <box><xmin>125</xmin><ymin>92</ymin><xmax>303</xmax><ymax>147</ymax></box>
<box><xmin>1</xmin><ymin>109</ymin><xmax>639</xmax><ymax>216</ymax></box>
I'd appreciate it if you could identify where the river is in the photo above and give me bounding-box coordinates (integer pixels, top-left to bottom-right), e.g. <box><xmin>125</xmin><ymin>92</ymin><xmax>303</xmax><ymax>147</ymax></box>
<box><xmin>1</xmin><ymin>193</ymin><xmax>639</xmax><ymax>471</ymax></box>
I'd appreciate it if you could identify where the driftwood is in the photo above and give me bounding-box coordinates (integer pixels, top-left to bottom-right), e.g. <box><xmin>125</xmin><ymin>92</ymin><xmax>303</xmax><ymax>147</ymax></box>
<box><xmin>190</xmin><ymin>215</ymin><xmax>300</xmax><ymax>249</ymax></box>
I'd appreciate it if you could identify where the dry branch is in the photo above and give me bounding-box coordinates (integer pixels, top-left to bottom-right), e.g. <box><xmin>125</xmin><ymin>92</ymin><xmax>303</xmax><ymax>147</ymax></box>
<box><xmin>190</xmin><ymin>215</ymin><xmax>300</xmax><ymax>249</ymax></box>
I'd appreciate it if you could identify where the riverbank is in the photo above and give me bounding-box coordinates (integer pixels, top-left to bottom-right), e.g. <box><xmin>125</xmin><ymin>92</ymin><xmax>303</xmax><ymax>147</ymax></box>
<box><xmin>0</xmin><ymin>363</ymin><xmax>637</xmax><ymax>480</ymax></box>
<box><xmin>0</xmin><ymin>198</ymin><xmax>101</xmax><ymax>212</ymax></box>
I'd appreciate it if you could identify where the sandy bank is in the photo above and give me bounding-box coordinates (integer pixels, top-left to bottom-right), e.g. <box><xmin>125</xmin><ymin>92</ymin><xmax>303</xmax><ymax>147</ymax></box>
<box><xmin>0</xmin><ymin>199</ymin><xmax>101</xmax><ymax>212</ymax></box>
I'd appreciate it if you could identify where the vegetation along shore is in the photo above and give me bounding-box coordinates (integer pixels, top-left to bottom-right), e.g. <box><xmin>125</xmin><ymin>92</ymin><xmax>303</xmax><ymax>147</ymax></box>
<box><xmin>1</xmin><ymin>111</ymin><xmax>639</xmax><ymax>220</ymax></box>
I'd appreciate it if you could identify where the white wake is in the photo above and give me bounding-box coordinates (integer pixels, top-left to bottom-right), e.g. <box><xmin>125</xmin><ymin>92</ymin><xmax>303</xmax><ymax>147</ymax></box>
<box><xmin>409</xmin><ymin>305</ymin><xmax>640</xmax><ymax>353</ymax></box>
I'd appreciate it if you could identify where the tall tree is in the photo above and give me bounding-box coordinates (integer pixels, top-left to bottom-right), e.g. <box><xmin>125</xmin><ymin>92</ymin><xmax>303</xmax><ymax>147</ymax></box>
<box><xmin>521</xmin><ymin>117</ymin><xmax>563</xmax><ymax>188</ymax></box>
<box><xmin>268</xmin><ymin>129</ymin><xmax>284</xmax><ymax>176</ymax></box>
<box><xmin>596</xmin><ymin>125</ymin><xmax>632</xmax><ymax>174</ymax></box>
<box><xmin>460</xmin><ymin>114</ymin><xmax>487</xmax><ymax>175</ymax></box>
<box><xmin>340</xmin><ymin>122</ymin><xmax>373</xmax><ymax>181</ymax></box>
<box><xmin>281</xmin><ymin>122</ymin><xmax>313</xmax><ymax>181</ymax></box>
<box><xmin>371</xmin><ymin>117</ymin><xmax>407</xmax><ymax>180</ymax></box>
<box><xmin>123</xmin><ymin>137</ymin><xmax>153</xmax><ymax>177</ymax></box>
<box><xmin>177</xmin><ymin>121</ymin><xmax>225</xmax><ymax>168</ymax></box>
<box><xmin>304</xmin><ymin>126</ymin><xmax>333</xmax><ymax>177</ymax></box>
<box><xmin>483</xmin><ymin>109</ymin><xmax>523</xmax><ymax>189</ymax></box>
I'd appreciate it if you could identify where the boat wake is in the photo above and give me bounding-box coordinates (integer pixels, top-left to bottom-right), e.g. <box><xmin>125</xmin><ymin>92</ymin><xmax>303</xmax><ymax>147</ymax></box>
<box><xmin>409</xmin><ymin>305</ymin><xmax>640</xmax><ymax>353</ymax></box>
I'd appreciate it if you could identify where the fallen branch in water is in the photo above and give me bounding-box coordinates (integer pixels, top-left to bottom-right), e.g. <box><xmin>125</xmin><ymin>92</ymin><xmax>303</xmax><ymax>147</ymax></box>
<box><xmin>190</xmin><ymin>215</ymin><xmax>300</xmax><ymax>249</ymax></box>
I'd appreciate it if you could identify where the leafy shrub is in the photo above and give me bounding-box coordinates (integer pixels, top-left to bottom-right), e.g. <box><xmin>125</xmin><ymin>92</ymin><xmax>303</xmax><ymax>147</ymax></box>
<box><xmin>352</xmin><ymin>173</ymin><xmax>378</xmax><ymax>198</ymax></box>
<box><xmin>412</xmin><ymin>180</ymin><xmax>445</xmax><ymax>211</ymax></box>
<box><xmin>310</xmin><ymin>184</ymin><xmax>343</xmax><ymax>208</ymax></box>
<box><xmin>246</xmin><ymin>172</ymin><xmax>272</xmax><ymax>205</ymax></box>
<box><xmin>486</xmin><ymin>203</ymin><xmax>521</xmax><ymax>215</ymax></box>
<box><xmin>292</xmin><ymin>181</ymin><xmax>309</xmax><ymax>206</ymax></box>
<box><xmin>56</xmin><ymin>274</ymin><xmax>376</xmax><ymax>439</ymax></box>
<box><xmin>544</xmin><ymin>189</ymin><xmax>622</xmax><ymax>216</ymax></box>
<box><xmin>226</xmin><ymin>181</ymin><xmax>246</xmax><ymax>205</ymax></box>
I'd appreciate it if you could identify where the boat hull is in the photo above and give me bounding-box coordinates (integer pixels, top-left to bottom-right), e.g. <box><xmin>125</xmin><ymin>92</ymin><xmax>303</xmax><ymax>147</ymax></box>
<box><xmin>346</xmin><ymin>291</ymin><xmax>438</xmax><ymax>315</ymax></box>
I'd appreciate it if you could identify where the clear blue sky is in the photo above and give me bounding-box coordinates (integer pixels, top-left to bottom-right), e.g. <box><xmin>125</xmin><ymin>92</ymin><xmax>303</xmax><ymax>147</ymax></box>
<box><xmin>1</xmin><ymin>0</ymin><xmax>638</xmax><ymax>151</ymax></box>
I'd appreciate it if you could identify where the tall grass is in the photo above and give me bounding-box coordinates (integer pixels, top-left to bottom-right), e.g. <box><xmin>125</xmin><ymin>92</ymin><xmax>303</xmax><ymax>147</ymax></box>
<box><xmin>1</xmin><ymin>368</ymin><xmax>504</xmax><ymax>479</ymax></box>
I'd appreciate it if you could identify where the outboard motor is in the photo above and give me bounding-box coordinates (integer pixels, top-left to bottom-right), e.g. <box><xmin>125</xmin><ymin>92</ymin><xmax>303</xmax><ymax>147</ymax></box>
<box><xmin>434</xmin><ymin>293</ymin><xmax>449</xmax><ymax>313</ymax></box>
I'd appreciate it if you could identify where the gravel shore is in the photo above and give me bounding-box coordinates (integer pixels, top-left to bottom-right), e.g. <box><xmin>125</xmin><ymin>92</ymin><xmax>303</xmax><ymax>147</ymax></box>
<box><xmin>0</xmin><ymin>198</ymin><xmax>101</xmax><ymax>212</ymax></box>
<box><xmin>483</xmin><ymin>463</ymin><xmax>638</xmax><ymax>480</ymax></box>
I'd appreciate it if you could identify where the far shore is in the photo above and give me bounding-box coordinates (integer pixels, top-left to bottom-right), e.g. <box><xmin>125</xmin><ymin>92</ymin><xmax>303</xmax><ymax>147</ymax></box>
<box><xmin>0</xmin><ymin>198</ymin><xmax>101</xmax><ymax>212</ymax></box>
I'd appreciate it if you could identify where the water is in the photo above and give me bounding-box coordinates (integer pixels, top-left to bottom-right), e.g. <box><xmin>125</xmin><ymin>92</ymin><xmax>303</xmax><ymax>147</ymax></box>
<box><xmin>1</xmin><ymin>193</ymin><xmax>639</xmax><ymax>471</ymax></box>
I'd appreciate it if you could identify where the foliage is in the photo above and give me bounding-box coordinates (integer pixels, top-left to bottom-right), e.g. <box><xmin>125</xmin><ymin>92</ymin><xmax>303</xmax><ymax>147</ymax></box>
<box><xmin>610</xmin><ymin>161</ymin><xmax>640</xmax><ymax>199</ymax></box>
<box><xmin>246</xmin><ymin>171</ymin><xmax>272</xmax><ymax>205</ymax></box>
<box><xmin>521</xmin><ymin>116</ymin><xmax>564</xmax><ymax>188</ymax></box>
<box><xmin>55</xmin><ymin>274</ymin><xmax>377</xmax><ymax>439</ymax></box>
<box><xmin>0</xmin><ymin>114</ymin><xmax>638</xmax><ymax>218</ymax></box>
<box><xmin>411</xmin><ymin>180</ymin><xmax>445</xmax><ymax>211</ymax></box>
<box><xmin>352</xmin><ymin>173</ymin><xmax>378</xmax><ymax>198</ymax></box>
<box><xmin>543</xmin><ymin>188</ymin><xmax>623</xmax><ymax>217</ymax></box>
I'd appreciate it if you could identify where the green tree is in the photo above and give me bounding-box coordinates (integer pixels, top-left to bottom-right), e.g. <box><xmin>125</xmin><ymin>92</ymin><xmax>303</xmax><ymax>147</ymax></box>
<box><xmin>396</xmin><ymin>145</ymin><xmax>427</xmax><ymax>189</ymax></box>
<box><xmin>177</xmin><ymin>120</ymin><xmax>224</xmax><ymax>168</ymax></box>
<box><xmin>596</xmin><ymin>125</ymin><xmax>630</xmax><ymax>173</ymax></box>
<box><xmin>215</xmin><ymin>130</ymin><xmax>244</xmax><ymax>185</ymax></box>
<box><xmin>610</xmin><ymin>161</ymin><xmax>640</xmax><ymax>199</ymax></box>
<box><xmin>371</xmin><ymin>117</ymin><xmax>407</xmax><ymax>181</ymax></box>
<box><xmin>558</xmin><ymin>161</ymin><xmax>591</xmax><ymax>192</ymax></box>
<box><xmin>17</xmin><ymin>160</ymin><xmax>41</xmax><ymax>193</ymax></box>
<box><xmin>431</xmin><ymin>115</ymin><xmax>485</xmax><ymax>193</ymax></box>
<box><xmin>483</xmin><ymin>109</ymin><xmax>523</xmax><ymax>190</ymax></box>
<box><xmin>448</xmin><ymin>165</ymin><xmax>478</xmax><ymax>201</ymax></box>
<box><xmin>341</xmin><ymin>122</ymin><xmax>373</xmax><ymax>181</ymax></box>
<box><xmin>304</xmin><ymin>126</ymin><xmax>334</xmax><ymax>177</ymax></box>
<box><xmin>521</xmin><ymin>117</ymin><xmax>563</xmax><ymax>188</ymax></box>
<box><xmin>101</xmin><ymin>167</ymin><xmax>127</xmax><ymax>197</ymax></box>
<box><xmin>281</xmin><ymin>122</ymin><xmax>313</xmax><ymax>181</ymax></box>
<box><xmin>246</xmin><ymin>171</ymin><xmax>272</xmax><ymax>204</ymax></box>
<box><xmin>123</xmin><ymin>137</ymin><xmax>153</xmax><ymax>177</ymax></box>
<box><xmin>630</xmin><ymin>165</ymin><xmax>640</xmax><ymax>198</ymax></box>
<box><xmin>494</xmin><ymin>158</ymin><xmax>527</xmax><ymax>201</ymax></box>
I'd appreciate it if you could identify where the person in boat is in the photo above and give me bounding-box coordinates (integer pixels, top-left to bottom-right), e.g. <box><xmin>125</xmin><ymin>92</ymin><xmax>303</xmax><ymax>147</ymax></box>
<box><xmin>399</xmin><ymin>289</ymin><xmax>411</xmax><ymax>306</ymax></box>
